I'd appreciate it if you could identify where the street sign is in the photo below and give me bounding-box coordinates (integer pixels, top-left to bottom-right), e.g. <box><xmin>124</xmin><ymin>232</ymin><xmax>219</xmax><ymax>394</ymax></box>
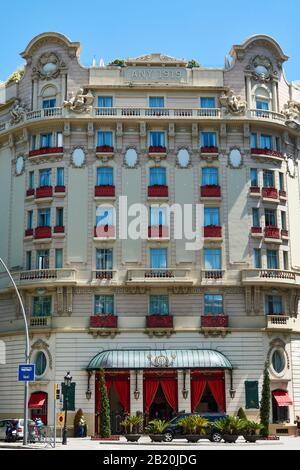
<box><xmin>57</xmin><ymin>412</ymin><xmax>65</xmax><ymax>426</ymax></box>
<box><xmin>18</xmin><ymin>364</ymin><xmax>35</xmax><ymax>382</ymax></box>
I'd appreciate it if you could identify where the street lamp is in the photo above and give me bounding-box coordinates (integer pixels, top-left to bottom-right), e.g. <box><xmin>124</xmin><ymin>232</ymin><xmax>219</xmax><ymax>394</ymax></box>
<box><xmin>62</xmin><ymin>371</ymin><xmax>72</xmax><ymax>445</ymax></box>
<box><xmin>0</xmin><ymin>258</ymin><xmax>30</xmax><ymax>446</ymax></box>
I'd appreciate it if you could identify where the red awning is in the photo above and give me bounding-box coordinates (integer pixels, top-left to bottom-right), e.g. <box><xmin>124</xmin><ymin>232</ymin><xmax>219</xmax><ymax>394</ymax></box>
<box><xmin>273</xmin><ymin>390</ymin><xmax>293</xmax><ymax>407</ymax></box>
<box><xmin>28</xmin><ymin>393</ymin><xmax>47</xmax><ymax>409</ymax></box>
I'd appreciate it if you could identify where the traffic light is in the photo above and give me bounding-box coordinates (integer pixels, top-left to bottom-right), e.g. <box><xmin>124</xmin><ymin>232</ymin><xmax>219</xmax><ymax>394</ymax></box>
<box><xmin>56</xmin><ymin>389</ymin><xmax>60</xmax><ymax>400</ymax></box>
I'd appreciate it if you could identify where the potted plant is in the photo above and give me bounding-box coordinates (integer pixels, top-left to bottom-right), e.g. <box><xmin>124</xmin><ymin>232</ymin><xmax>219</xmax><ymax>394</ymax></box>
<box><xmin>178</xmin><ymin>415</ymin><xmax>209</xmax><ymax>442</ymax></box>
<box><xmin>146</xmin><ymin>419</ymin><xmax>170</xmax><ymax>442</ymax></box>
<box><xmin>109</xmin><ymin>58</ymin><xmax>125</xmax><ymax>67</ymax></box>
<box><xmin>242</xmin><ymin>420</ymin><xmax>263</xmax><ymax>443</ymax></box>
<box><xmin>214</xmin><ymin>416</ymin><xmax>244</xmax><ymax>443</ymax></box>
<box><xmin>121</xmin><ymin>415</ymin><xmax>143</xmax><ymax>442</ymax></box>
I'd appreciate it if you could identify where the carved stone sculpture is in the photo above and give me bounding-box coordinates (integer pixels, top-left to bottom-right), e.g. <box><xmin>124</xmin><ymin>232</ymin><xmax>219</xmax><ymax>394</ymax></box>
<box><xmin>64</xmin><ymin>88</ymin><xmax>94</xmax><ymax>113</ymax></box>
<box><xmin>219</xmin><ymin>89</ymin><xmax>247</xmax><ymax>115</ymax></box>
<box><xmin>10</xmin><ymin>99</ymin><xmax>29</xmax><ymax>125</ymax></box>
<box><xmin>282</xmin><ymin>101</ymin><xmax>300</xmax><ymax>121</ymax></box>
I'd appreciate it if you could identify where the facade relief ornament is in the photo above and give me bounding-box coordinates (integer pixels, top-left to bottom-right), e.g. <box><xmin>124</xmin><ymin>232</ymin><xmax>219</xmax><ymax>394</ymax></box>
<box><xmin>246</xmin><ymin>55</ymin><xmax>276</xmax><ymax>82</ymax></box>
<box><xmin>10</xmin><ymin>99</ymin><xmax>29</xmax><ymax>125</ymax></box>
<box><xmin>64</xmin><ymin>88</ymin><xmax>94</xmax><ymax>114</ymax></box>
<box><xmin>282</xmin><ymin>101</ymin><xmax>300</xmax><ymax>130</ymax></box>
<box><xmin>34</xmin><ymin>52</ymin><xmax>64</xmax><ymax>80</ymax></box>
<box><xmin>219</xmin><ymin>89</ymin><xmax>247</xmax><ymax>115</ymax></box>
<box><xmin>29</xmin><ymin>339</ymin><xmax>53</xmax><ymax>369</ymax></box>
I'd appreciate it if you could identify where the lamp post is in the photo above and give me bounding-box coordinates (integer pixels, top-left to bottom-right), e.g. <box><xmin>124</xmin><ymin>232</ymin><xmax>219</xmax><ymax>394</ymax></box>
<box><xmin>62</xmin><ymin>371</ymin><xmax>72</xmax><ymax>445</ymax></box>
<box><xmin>0</xmin><ymin>258</ymin><xmax>30</xmax><ymax>446</ymax></box>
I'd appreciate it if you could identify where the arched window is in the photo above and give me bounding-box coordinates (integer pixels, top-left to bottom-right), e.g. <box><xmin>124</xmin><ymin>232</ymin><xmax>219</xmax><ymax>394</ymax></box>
<box><xmin>255</xmin><ymin>86</ymin><xmax>271</xmax><ymax>112</ymax></box>
<box><xmin>41</xmin><ymin>85</ymin><xmax>57</xmax><ymax>109</ymax></box>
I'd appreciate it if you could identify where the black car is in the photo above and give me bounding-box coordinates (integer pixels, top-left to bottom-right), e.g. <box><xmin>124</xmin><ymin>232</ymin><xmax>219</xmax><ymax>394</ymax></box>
<box><xmin>163</xmin><ymin>412</ymin><xmax>227</xmax><ymax>442</ymax></box>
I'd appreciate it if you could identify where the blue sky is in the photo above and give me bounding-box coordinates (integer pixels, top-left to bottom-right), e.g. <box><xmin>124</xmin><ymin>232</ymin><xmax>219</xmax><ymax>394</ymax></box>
<box><xmin>1</xmin><ymin>0</ymin><xmax>300</xmax><ymax>82</ymax></box>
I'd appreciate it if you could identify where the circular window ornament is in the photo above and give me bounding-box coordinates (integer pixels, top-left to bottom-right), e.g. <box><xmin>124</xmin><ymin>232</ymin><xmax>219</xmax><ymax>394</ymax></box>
<box><xmin>15</xmin><ymin>156</ymin><xmax>24</xmax><ymax>175</ymax></box>
<box><xmin>35</xmin><ymin>351</ymin><xmax>47</xmax><ymax>377</ymax></box>
<box><xmin>42</xmin><ymin>62</ymin><xmax>58</xmax><ymax>75</ymax></box>
<box><xmin>271</xmin><ymin>349</ymin><xmax>286</xmax><ymax>375</ymax></box>
<box><xmin>255</xmin><ymin>65</ymin><xmax>269</xmax><ymax>79</ymax></box>
<box><xmin>124</xmin><ymin>148</ymin><xmax>138</xmax><ymax>168</ymax></box>
<box><xmin>228</xmin><ymin>148</ymin><xmax>242</xmax><ymax>168</ymax></box>
<box><xmin>177</xmin><ymin>149</ymin><xmax>190</xmax><ymax>168</ymax></box>
<box><xmin>287</xmin><ymin>158</ymin><xmax>295</xmax><ymax>178</ymax></box>
<box><xmin>71</xmin><ymin>147</ymin><xmax>86</xmax><ymax>168</ymax></box>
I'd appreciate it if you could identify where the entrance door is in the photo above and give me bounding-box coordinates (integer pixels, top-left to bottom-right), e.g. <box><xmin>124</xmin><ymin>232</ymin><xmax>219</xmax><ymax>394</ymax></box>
<box><xmin>149</xmin><ymin>383</ymin><xmax>173</xmax><ymax>421</ymax></box>
<box><xmin>191</xmin><ymin>371</ymin><xmax>225</xmax><ymax>413</ymax></box>
<box><xmin>144</xmin><ymin>370</ymin><xmax>178</xmax><ymax>424</ymax></box>
<box><xmin>29</xmin><ymin>392</ymin><xmax>48</xmax><ymax>425</ymax></box>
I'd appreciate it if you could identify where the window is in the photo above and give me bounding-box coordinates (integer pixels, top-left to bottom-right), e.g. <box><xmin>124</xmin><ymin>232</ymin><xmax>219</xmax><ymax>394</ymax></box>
<box><xmin>261</xmin><ymin>134</ymin><xmax>272</xmax><ymax>149</ymax></box>
<box><xmin>281</xmin><ymin>211</ymin><xmax>287</xmax><ymax>230</ymax></box>
<box><xmin>27</xmin><ymin>210</ymin><xmax>33</xmax><ymax>229</ymax></box>
<box><xmin>201</xmin><ymin>132</ymin><xmax>217</xmax><ymax>147</ymax></box>
<box><xmin>96</xmin><ymin>167</ymin><xmax>113</xmax><ymax>186</ymax></box>
<box><xmin>256</xmin><ymin>100</ymin><xmax>269</xmax><ymax>110</ymax></box>
<box><xmin>245</xmin><ymin>381</ymin><xmax>259</xmax><ymax>409</ymax></box>
<box><xmin>96</xmin><ymin>207</ymin><xmax>114</xmax><ymax>226</ymax></box>
<box><xmin>40</xmin><ymin>133</ymin><xmax>52</xmax><ymax>148</ymax></box>
<box><xmin>42</xmin><ymin>99</ymin><xmax>56</xmax><ymax>109</ymax></box>
<box><xmin>204</xmin><ymin>248</ymin><xmax>221</xmax><ymax>269</ymax></box>
<box><xmin>38</xmin><ymin>208</ymin><xmax>51</xmax><ymax>227</ymax></box>
<box><xmin>254</xmin><ymin>248</ymin><xmax>262</xmax><ymax>269</ymax></box>
<box><xmin>251</xmin><ymin>133</ymin><xmax>258</xmax><ymax>148</ymax></box>
<box><xmin>57</xmin><ymin>132</ymin><xmax>63</xmax><ymax>147</ymax></box>
<box><xmin>57</xmin><ymin>168</ymin><xmax>64</xmax><ymax>186</ymax></box>
<box><xmin>149</xmin><ymin>97</ymin><xmax>164</xmax><ymax>108</ymax></box>
<box><xmin>204</xmin><ymin>207</ymin><xmax>219</xmax><ymax>226</ymax></box>
<box><xmin>275</xmin><ymin>137</ymin><xmax>281</xmax><ymax>152</ymax></box>
<box><xmin>279</xmin><ymin>173</ymin><xmax>284</xmax><ymax>191</ymax></box>
<box><xmin>29</xmin><ymin>171</ymin><xmax>34</xmax><ymax>189</ymax></box>
<box><xmin>95</xmin><ymin>295</ymin><xmax>114</xmax><ymax>315</ymax></box>
<box><xmin>263</xmin><ymin>170</ymin><xmax>274</xmax><ymax>188</ymax></box>
<box><xmin>56</xmin><ymin>208</ymin><xmax>64</xmax><ymax>227</ymax></box>
<box><xmin>97</xmin><ymin>131</ymin><xmax>113</xmax><ymax>147</ymax></box>
<box><xmin>150</xmin><ymin>248</ymin><xmax>167</xmax><ymax>269</ymax></box>
<box><xmin>32</xmin><ymin>135</ymin><xmax>37</xmax><ymax>150</ymax></box>
<box><xmin>283</xmin><ymin>251</ymin><xmax>289</xmax><ymax>271</ymax></box>
<box><xmin>150</xmin><ymin>207</ymin><xmax>166</xmax><ymax>226</ymax></box>
<box><xmin>150</xmin><ymin>131</ymin><xmax>165</xmax><ymax>147</ymax></box>
<box><xmin>55</xmin><ymin>249</ymin><xmax>63</xmax><ymax>269</ymax></box>
<box><xmin>272</xmin><ymin>350</ymin><xmax>285</xmax><ymax>374</ymax></box>
<box><xmin>252</xmin><ymin>208</ymin><xmax>260</xmax><ymax>227</ymax></box>
<box><xmin>149</xmin><ymin>167</ymin><xmax>166</xmax><ymax>186</ymax></box>
<box><xmin>33</xmin><ymin>296</ymin><xmax>52</xmax><ymax>317</ymax></box>
<box><xmin>266</xmin><ymin>295</ymin><xmax>283</xmax><ymax>315</ymax></box>
<box><xmin>96</xmin><ymin>249</ymin><xmax>113</xmax><ymax>270</ymax></box>
<box><xmin>201</xmin><ymin>167</ymin><xmax>218</xmax><ymax>186</ymax></box>
<box><xmin>204</xmin><ymin>294</ymin><xmax>223</xmax><ymax>314</ymax></box>
<box><xmin>35</xmin><ymin>351</ymin><xmax>47</xmax><ymax>376</ymax></box>
<box><xmin>200</xmin><ymin>97</ymin><xmax>215</xmax><ymax>108</ymax></box>
<box><xmin>149</xmin><ymin>295</ymin><xmax>169</xmax><ymax>315</ymax></box>
<box><xmin>250</xmin><ymin>168</ymin><xmax>258</xmax><ymax>187</ymax></box>
<box><xmin>265</xmin><ymin>209</ymin><xmax>276</xmax><ymax>227</ymax></box>
<box><xmin>26</xmin><ymin>251</ymin><xmax>32</xmax><ymax>270</ymax></box>
<box><xmin>36</xmin><ymin>250</ymin><xmax>49</xmax><ymax>269</ymax></box>
<box><xmin>267</xmin><ymin>250</ymin><xmax>278</xmax><ymax>269</ymax></box>
<box><xmin>39</xmin><ymin>169</ymin><xmax>51</xmax><ymax>187</ymax></box>
<box><xmin>98</xmin><ymin>96</ymin><xmax>113</xmax><ymax>108</ymax></box>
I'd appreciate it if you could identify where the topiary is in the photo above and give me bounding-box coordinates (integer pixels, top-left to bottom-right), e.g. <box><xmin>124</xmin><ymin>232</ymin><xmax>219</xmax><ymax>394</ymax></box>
<box><xmin>99</xmin><ymin>368</ymin><xmax>111</xmax><ymax>437</ymax></box>
<box><xmin>260</xmin><ymin>362</ymin><xmax>271</xmax><ymax>438</ymax></box>
<box><xmin>237</xmin><ymin>408</ymin><xmax>247</xmax><ymax>420</ymax></box>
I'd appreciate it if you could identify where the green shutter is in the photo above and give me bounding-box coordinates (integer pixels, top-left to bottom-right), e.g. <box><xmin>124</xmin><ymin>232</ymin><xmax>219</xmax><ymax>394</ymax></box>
<box><xmin>245</xmin><ymin>381</ymin><xmax>259</xmax><ymax>409</ymax></box>
<box><xmin>61</xmin><ymin>382</ymin><xmax>76</xmax><ymax>411</ymax></box>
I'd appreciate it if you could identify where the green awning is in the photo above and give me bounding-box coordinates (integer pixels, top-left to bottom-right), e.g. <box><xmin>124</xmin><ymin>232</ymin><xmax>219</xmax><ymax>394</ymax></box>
<box><xmin>87</xmin><ymin>349</ymin><xmax>233</xmax><ymax>370</ymax></box>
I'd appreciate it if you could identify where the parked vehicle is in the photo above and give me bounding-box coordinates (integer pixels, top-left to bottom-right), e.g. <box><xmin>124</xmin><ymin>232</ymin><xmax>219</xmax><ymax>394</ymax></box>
<box><xmin>0</xmin><ymin>419</ymin><xmax>36</xmax><ymax>441</ymax></box>
<box><xmin>163</xmin><ymin>412</ymin><xmax>227</xmax><ymax>442</ymax></box>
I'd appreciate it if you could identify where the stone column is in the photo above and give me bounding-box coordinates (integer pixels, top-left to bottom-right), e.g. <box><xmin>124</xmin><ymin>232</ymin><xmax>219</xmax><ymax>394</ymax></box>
<box><xmin>246</xmin><ymin>76</ymin><xmax>252</xmax><ymax>109</ymax></box>
<box><xmin>32</xmin><ymin>79</ymin><xmax>38</xmax><ymax>110</ymax></box>
<box><xmin>272</xmin><ymin>80</ymin><xmax>278</xmax><ymax>112</ymax></box>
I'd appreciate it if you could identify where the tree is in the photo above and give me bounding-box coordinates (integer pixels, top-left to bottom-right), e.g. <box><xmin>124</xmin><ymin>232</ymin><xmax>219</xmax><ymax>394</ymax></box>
<box><xmin>99</xmin><ymin>369</ymin><xmax>111</xmax><ymax>437</ymax></box>
<box><xmin>260</xmin><ymin>362</ymin><xmax>271</xmax><ymax>437</ymax></box>
<box><xmin>237</xmin><ymin>408</ymin><xmax>247</xmax><ymax>420</ymax></box>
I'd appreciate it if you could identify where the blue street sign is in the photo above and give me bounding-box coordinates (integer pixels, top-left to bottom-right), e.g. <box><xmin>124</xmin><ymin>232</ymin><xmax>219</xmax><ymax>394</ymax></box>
<box><xmin>18</xmin><ymin>364</ymin><xmax>35</xmax><ymax>382</ymax></box>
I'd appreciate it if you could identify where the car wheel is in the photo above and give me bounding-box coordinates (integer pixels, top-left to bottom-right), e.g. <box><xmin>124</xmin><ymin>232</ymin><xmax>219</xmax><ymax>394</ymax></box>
<box><xmin>210</xmin><ymin>432</ymin><xmax>222</xmax><ymax>443</ymax></box>
<box><xmin>164</xmin><ymin>432</ymin><xmax>174</xmax><ymax>442</ymax></box>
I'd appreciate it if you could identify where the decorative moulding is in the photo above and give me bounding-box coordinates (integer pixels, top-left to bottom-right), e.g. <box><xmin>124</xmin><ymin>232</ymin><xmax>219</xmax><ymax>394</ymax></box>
<box><xmin>227</xmin><ymin>147</ymin><xmax>244</xmax><ymax>169</ymax></box>
<box><xmin>123</xmin><ymin>147</ymin><xmax>140</xmax><ymax>169</ymax></box>
<box><xmin>176</xmin><ymin>147</ymin><xmax>192</xmax><ymax>168</ymax></box>
<box><xmin>33</xmin><ymin>51</ymin><xmax>66</xmax><ymax>80</ymax></box>
<box><xmin>70</xmin><ymin>146</ymin><xmax>87</xmax><ymax>168</ymax></box>
<box><xmin>29</xmin><ymin>339</ymin><xmax>53</xmax><ymax>369</ymax></box>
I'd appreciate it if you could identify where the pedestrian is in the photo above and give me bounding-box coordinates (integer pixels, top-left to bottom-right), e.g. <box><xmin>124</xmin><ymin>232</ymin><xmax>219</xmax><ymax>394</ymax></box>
<box><xmin>295</xmin><ymin>416</ymin><xmax>300</xmax><ymax>436</ymax></box>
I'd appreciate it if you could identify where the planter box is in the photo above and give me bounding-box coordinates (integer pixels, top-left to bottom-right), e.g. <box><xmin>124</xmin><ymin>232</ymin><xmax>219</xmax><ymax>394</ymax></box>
<box><xmin>262</xmin><ymin>187</ymin><xmax>278</xmax><ymax>199</ymax></box>
<box><xmin>148</xmin><ymin>225</ymin><xmax>169</xmax><ymax>238</ymax></box>
<box><xmin>96</xmin><ymin>145</ymin><xmax>114</xmax><ymax>153</ymax></box>
<box><xmin>95</xmin><ymin>185</ymin><xmax>115</xmax><ymax>197</ymax></box>
<box><xmin>200</xmin><ymin>146</ymin><xmax>219</xmax><ymax>154</ymax></box>
<box><xmin>26</xmin><ymin>189</ymin><xmax>35</xmax><ymax>197</ymax></box>
<box><xmin>251</xmin><ymin>148</ymin><xmax>284</xmax><ymax>159</ymax></box>
<box><xmin>54</xmin><ymin>226</ymin><xmax>65</xmax><ymax>234</ymax></box>
<box><xmin>35</xmin><ymin>186</ymin><xmax>53</xmax><ymax>199</ymax></box>
<box><xmin>35</xmin><ymin>226</ymin><xmax>52</xmax><ymax>239</ymax></box>
<box><xmin>25</xmin><ymin>228</ymin><xmax>34</xmax><ymax>237</ymax></box>
<box><xmin>148</xmin><ymin>185</ymin><xmax>168</xmax><ymax>197</ymax></box>
<box><xmin>29</xmin><ymin>147</ymin><xmax>63</xmax><ymax>157</ymax></box>
<box><xmin>94</xmin><ymin>225</ymin><xmax>116</xmax><ymax>238</ymax></box>
<box><xmin>54</xmin><ymin>185</ymin><xmax>66</xmax><ymax>193</ymax></box>
<box><xmin>149</xmin><ymin>146</ymin><xmax>167</xmax><ymax>154</ymax></box>
<box><xmin>281</xmin><ymin>229</ymin><xmax>289</xmax><ymax>238</ymax></box>
<box><xmin>124</xmin><ymin>434</ymin><xmax>141</xmax><ymax>442</ymax></box>
<box><xmin>149</xmin><ymin>434</ymin><xmax>165</xmax><ymax>442</ymax></box>
<box><xmin>146</xmin><ymin>315</ymin><xmax>173</xmax><ymax>328</ymax></box>
<box><xmin>250</xmin><ymin>186</ymin><xmax>260</xmax><ymax>194</ymax></box>
<box><xmin>204</xmin><ymin>225</ymin><xmax>222</xmax><ymax>238</ymax></box>
<box><xmin>200</xmin><ymin>185</ymin><xmax>221</xmax><ymax>198</ymax></box>
<box><xmin>264</xmin><ymin>227</ymin><xmax>280</xmax><ymax>239</ymax></box>
<box><xmin>251</xmin><ymin>227</ymin><xmax>262</xmax><ymax>234</ymax></box>
<box><xmin>90</xmin><ymin>315</ymin><xmax>117</xmax><ymax>328</ymax></box>
<box><xmin>201</xmin><ymin>315</ymin><xmax>228</xmax><ymax>328</ymax></box>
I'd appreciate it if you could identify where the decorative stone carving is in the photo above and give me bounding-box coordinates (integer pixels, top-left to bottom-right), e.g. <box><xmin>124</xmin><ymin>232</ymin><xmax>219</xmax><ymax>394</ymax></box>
<box><xmin>219</xmin><ymin>89</ymin><xmax>247</xmax><ymax>115</ymax></box>
<box><xmin>34</xmin><ymin>52</ymin><xmax>64</xmax><ymax>80</ymax></box>
<box><xmin>246</xmin><ymin>55</ymin><xmax>275</xmax><ymax>82</ymax></box>
<box><xmin>64</xmin><ymin>88</ymin><xmax>94</xmax><ymax>114</ymax></box>
<box><xmin>228</xmin><ymin>147</ymin><xmax>243</xmax><ymax>169</ymax></box>
<box><xmin>267</xmin><ymin>338</ymin><xmax>290</xmax><ymax>370</ymax></box>
<box><xmin>282</xmin><ymin>101</ymin><xmax>300</xmax><ymax>130</ymax></box>
<box><xmin>29</xmin><ymin>339</ymin><xmax>53</xmax><ymax>369</ymax></box>
<box><xmin>10</xmin><ymin>99</ymin><xmax>29</xmax><ymax>125</ymax></box>
<box><xmin>124</xmin><ymin>147</ymin><xmax>139</xmax><ymax>169</ymax></box>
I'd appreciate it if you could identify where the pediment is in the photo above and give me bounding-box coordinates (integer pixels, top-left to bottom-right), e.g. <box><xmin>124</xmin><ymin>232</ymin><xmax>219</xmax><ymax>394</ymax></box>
<box><xmin>126</xmin><ymin>53</ymin><xmax>188</xmax><ymax>67</ymax></box>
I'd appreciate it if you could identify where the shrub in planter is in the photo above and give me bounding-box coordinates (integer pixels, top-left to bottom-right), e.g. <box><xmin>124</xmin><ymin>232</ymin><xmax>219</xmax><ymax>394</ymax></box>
<box><xmin>237</xmin><ymin>408</ymin><xmax>247</xmax><ymax>420</ymax></box>
<box><xmin>242</xmin><ymin>420</ymin><xmax>263</xmax><ymax>443</ymax></box>
<box><xmin>99</xmin><ymin>369</ymin><xmax>111</xmax><ymax>438</ymax></box>
<box><xmin>178</xmin><ymin>415</ymin><xmax>209</xmax><ymax>442</ymax></box>
<box><xmin>146</xmin><ymin>419</ymin><xmax>170</xmax><ymax>442</ymax></box>
<box><xmin>214</xmin><ymin>416</ymin><xmax>245</xmax><ymax>443</ymax></box>
<box><xmin>121</xmin><ymin>415</ymin><xmax>143</xmax><ymax>442</ymax></box>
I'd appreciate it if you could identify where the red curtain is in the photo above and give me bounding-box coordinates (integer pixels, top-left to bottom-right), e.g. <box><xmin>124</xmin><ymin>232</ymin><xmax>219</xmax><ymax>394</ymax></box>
<box><xmin>191</xmin><ymin>380</ymin><xmax>207</xmax><ymax>412</ymax></box>
<box><xmin>114</xmin><ymin>380</ymin><xmax>130</xmax><ymax>413</ymax></box>
<box><xmin>207</xmin><ymin>380</ymin><xmax>225</xmax><ymax>412</ymax></box>
<box><xmin>160</xmin><ymin>380</ymin><xmax>178</xmax><ymax>411</ymax></box>
<box><xmin>145</xmin><ymin>380</ymin><xmax>160</xmax><ymax>412</ymax></box>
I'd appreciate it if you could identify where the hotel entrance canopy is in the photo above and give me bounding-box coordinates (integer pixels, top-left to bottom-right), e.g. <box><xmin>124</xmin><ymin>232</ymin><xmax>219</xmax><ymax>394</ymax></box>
<box><xmin>87</xmin><ymin>349</ymin><xmax>233</xmax><ymax>370</ymax></box>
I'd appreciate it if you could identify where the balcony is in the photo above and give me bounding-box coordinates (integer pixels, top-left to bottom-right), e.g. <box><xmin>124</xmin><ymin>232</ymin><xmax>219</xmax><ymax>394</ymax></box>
<box><xmin>26</xmin><ymin>189</ymin><xmax>35</xmax><ymax>198</ymax></box>
<box><xmin>148</xmin><ymin>225</ymin><xmax>169</xmax><ymax>240</ymax></box>
<box><xmin>264</xmin><ymin>227</ymin><xmax>281</xmax><ymax>243</ymax></box>
<box><xmin>201</xmin><ymin>270</ymin><xmax>224</xmax><ymax>282</ymax></box>
<box><xmin>92</xmin><ymin>270</ymin><xmax>116</xmax><ymax>282</ymax></box>
<box><xmin>94</xmin><ymin>225</ymin><xmax>116</xmax><ymax>240</ymax></box>
<box><xmin>34</xmin><ymin>226</ymin><xmax>52</xmax><ymax>241</ymax></box>
<box><xmin>90</xmin><ymin>315</ymin><xmax>118</xmax><ymax>328</ymax></box>
<box><xmin>200</xmin><ymin>146</ymin><xmax>219</xmax><ymax>159</ymax></box>
<box><xmin>204</xmin><ymin>225</ymin><xmax>222</xmax><ymax>239</ymax></box>
<box><xmin>281</xmin><ymin>229</ymin><xmax>289</xmax><ymax>239</ymax></box>
<box><xmin>249</xmin><ymin>109</ymin><xmax>286</xmax><ymax>123</ymax></box>
<box><xmin>266</xmin><ymin>315</ymin><xmax>292</xmax><ymax>330</ymax></box>
<box><xmin>148</xmin><ymin>146</ymin><xmax>167</xmax><ymax>160</ymax></box>
<box><xmin>94</xmin><ymin>185</ymin><xmax>115</xmax><ymax>198</ymax></box>
<box><xmin>35</xmin><ymin>186</ymin><xmax>53</xmax><ymax>201</ymax></box>
<box><xmin>29</xmin><ymin>146</ymin><xmax>64</xmax><ymax>159</ymax></box>
<box><xmin>96</xmin><ymin>145</ymin><xmax>114</xmax><ymax>160</ymax></box>
<box><xmin>279</xmin><ymin>190</ymin><xmax>287</xmax><ymax>200</ymax></box>
<box><xmin>201</xmin><ymin>315</ymin><xmax>228</xmax><ymax>328</ymax></box>
<box><xmin>262</xmin><ymin>187</ymin><xmax>279</xmax><ymax>202</ymax></box>
<box><xmin>148</xmin><ymin>185</ymin><xmax>168</xmax><ymax>198</ymax></box>
<box><xmin>17</xmin><ymin>269</ymin><xmax>76</xmax><ymax>286</ymax></box>
<box><xmin>200</xmin><ymin>185</ymin><xmax>221</xmax><ymax>199</ymax></box>
<box><xmin>127</xmin><ymin>268</ymin><xmax>192</xmax><ymax>285</ymax></box>
<box><xmin>53</xmin><ymin>226</ymin><xmax>65</xmax><ymax>236</ymax></box>
<box><xmin>242</xmin><ymin>269</ymin><xmax>297</xmax><ymax>287</ymax></box>
<box><xmin>146</xmin><ymin>315</ymin><xmax>173</xmax><ymax>329</ymax></box>
<box><xmin>249</xmin><ymin>186</ymin><xmax>261</xmax><ymax>197</ymax></box>
<box><xmin>251</xmin><ymin>227</ymin><xmax>263</xmax><ymax>237</ymax></box>
<box><xmin>251</xmin><ymin>147</ymin><xmax>285</xmax><ymax>162</ymax></box>
<box><xmin>30</xmin><ymin>316</ymin><xmax>51</xmax><ymax>328</ymax></box>
<box><xmin>25</xmin><ymin>228</ymin><xmax>34</xmax><ymax>238</ymax></box>
<box><xmin>54</xmin><ymin>185</ymin><xmax>66</xmax><ymax>196</ymax></box>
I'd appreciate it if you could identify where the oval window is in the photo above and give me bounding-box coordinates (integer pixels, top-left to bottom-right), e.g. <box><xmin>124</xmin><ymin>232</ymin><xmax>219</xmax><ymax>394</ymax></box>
<box><xmin>229</xmin><ymin>149</ymin><xmax>242</xmax><ymax>168</ymax></box>
<box><xmin>272</xmin><ymin>350</ymin><xmax>285</xmax><ymax>374</ymax></box>
<box><xmin>43</xmin><ymin>63</ymin><xmax>58</xmax><ymax>74</ymax></box>
<box><xmin>124</xmin><ymin>148</ymin><xmax>138</xmax><ymax>168</ymax></box>
<box><xmin>177</xmin><ymin>149</ymin><xmax>190</xmax><ymax>168</ymax></box>
<box><xmin>15</xmin><ymin>156</ymin><xmax>24</xmax><ymax>175</ymax></box>
<box><xmin>72</xmin><ymin>148</ymin><xmax>85</xmax><ymax>167</ymax></box>
<box><xmin>255</xmin><ymin>65</ymin><xmax>269</xmax><ymax>78</ymax></box>
<box><xmin>35</xmin><ymin>351</ymin><xmax>47</xmax><ymax>377</ymax></box>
